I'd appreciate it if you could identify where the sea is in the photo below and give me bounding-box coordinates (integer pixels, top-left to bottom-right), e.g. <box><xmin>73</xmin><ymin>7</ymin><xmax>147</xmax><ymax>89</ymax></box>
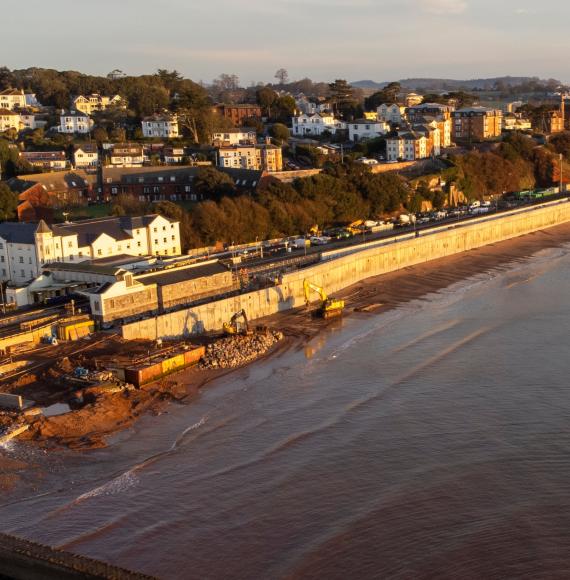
<box><xmin>2</xmin><ymin>243</ymin><xmax>570</xmax><ymax>579</ymax></box>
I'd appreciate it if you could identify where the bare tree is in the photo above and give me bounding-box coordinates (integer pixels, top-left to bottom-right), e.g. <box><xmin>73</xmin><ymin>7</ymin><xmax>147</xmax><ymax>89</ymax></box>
<box><xmin>275</xmin><ymin>68</ymin><xmax>289</xmax><ymax>85</ymax></box>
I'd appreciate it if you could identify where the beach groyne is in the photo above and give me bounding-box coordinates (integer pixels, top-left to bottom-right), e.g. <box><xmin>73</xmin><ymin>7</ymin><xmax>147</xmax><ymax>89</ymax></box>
<box><xmin>122</xmin><ymin>198</ymin><xmax>570</xmax><ymax>340</ymax></box>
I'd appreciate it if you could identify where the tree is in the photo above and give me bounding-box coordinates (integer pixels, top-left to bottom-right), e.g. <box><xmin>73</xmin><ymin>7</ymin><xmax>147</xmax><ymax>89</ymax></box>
<box><xmin>0</xmin><ymin>183</ymin><xmax>19</xmax><ymax>221</ymax></box>
<box><xmin>256</xmin><ymin>87</ymin><xmax>278</xmax><ymax>117</ymax></box>
<box><xmin>364</xmin><ymin>82</ymin><xmax>401</xmax><ymax>110</ymax></box>
<box><xmin>192</xmin><ymin>167</ymin><xmax>236</xmax><ymax>201</ymax></box>
<box><xmin>328</xmin><ymin>79</ymin><xmax>358</xmax><ymax>118</ymax></box>
<box><xmin>269</xmin><ymin>123</ymin><xmax>290</xmax><ymax>143</ymax></box>
<box><xmin>112</xmin><ymin>193</ymin><xmax>148</xmax><ymax>216</ymax></box>
<box><xmin>93</xmin><ymin>127</ymin><xmax>109</xmax><ymax>143</ymax></box>
<box><xmin>275</xmin><ymin>68</ymin><xmax>289</xmax><ymax>85</ymax></box>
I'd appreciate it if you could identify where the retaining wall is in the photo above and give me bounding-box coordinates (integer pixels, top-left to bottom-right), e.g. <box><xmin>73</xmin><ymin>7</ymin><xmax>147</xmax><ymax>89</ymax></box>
<box><xmin>122</xmin><ymin>199</ymin><xmax>570</xmax><ymax>340</ymax></box>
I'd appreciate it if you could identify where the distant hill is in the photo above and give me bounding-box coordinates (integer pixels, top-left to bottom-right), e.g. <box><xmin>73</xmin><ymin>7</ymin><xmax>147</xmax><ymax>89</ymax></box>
<box><xmin>351</xmin><ymin>77</ymin><xmax>561</xmax><ymax>91</ymax></box>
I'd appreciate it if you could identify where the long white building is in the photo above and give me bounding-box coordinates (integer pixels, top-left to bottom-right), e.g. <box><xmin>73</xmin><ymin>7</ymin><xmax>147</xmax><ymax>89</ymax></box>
<box><xmin>0</xmin><ymin>214</ymin><xmax>181</xmax><ymax>287</ymax></box>
<box><xmin>291</xmin><ymin>112</ymin><xmax>346</xmax><ymax>137</ymax></box>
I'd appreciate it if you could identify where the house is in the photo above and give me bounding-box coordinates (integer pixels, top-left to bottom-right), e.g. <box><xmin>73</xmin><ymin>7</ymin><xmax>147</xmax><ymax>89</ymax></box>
<box><xmin>0</xmin><ymin>88</ymin><xmax>26</xmax><ymax>111</ymax></box>
<box><xmin>291</xmin><ymin>112</ymin><xmax>345</xmax><ymax>137</ymax></box>
<box><xmin>74</xmin><ymin>144</ymin><xmax>99</xmax><ymax>168</ymax></box>
<box><xmin>451</xmin><ymin>107</ymin><xmax>503</xmax><ymax>141</ymax></box>
<box><xmin>295</xmin><ymin>96</ymin><xmax>333</xmax><ymax>115</ymax></box>
<box><xmin>217</xmin><ymin>144</ymin><xmax>283</xmax><ymax>172</ymax></box>
<box><xmin>19</xmin><ymin>151</ymin><xmax>68</xmax><ymax>171</ymax></box>
<box><xmin>0</xmin><ymin>109</ymin><xmax>20</xmax><ymax>132</ymax></box>
<box><xmin>18</xmin><ymin>109</ymin><xmax>47</xmax><ymax>131</ymax></box>
<box><xmin>98</xmin><ymin>166</ymin><xmax>264</xmax><ymax>203</ymax></box>
<box><xmin>348</xmin><ymin>119</ymin><xmax>389</xmax><ymax>142</ymax></box>
<box><xmin>211</xmin><ymin>128</ymin><xmax>257</xmax><ymax>147</ymax></box>
<box><xmin>0</xmin><ymin>214</ymin><xmax>182</xmax><ymax>287</ymax></box>
<box><xmin>58</xmin><ymin>110</ymin><xmax>94</xmax><ymax>134</ymax></box>
<box><xmin>163</xmin><ymin>146</ymin><xmax>185</xmax><ymax>164</ymax></box>
<box><xmin>377</xmin><ymin>104</ymin><xmax>406</xmax><ymax>124</ymax></box>
<box><xmin>142</xmin><ymin>113</ymin><xmax>179</xmax><ymax>138</ymax></box>
<box><xmin>404</xmin><ymin>93</ymin><xmax>424</xmax><ymax>107</ymax></box>
<box><xmin>109</xmin><ymin>143</ymin><xmax>144</xmax><ymax>167</ymax></box>
<box><xmin>7</xmin><ymin>171</ymin><xmax>95</xmax><ymax>221</ymax></box>
<box><xmin>546</xmin><ymin>110</ymin><xmax>564</xmax><ymax>134</ymax></box>
<box><xmin>72</xmin><ymin>94</ymin><xmax>124</xmax><ymax>115</ymax></box>
<box><xmin>213</xmin><ymin>104</ymin><xmax>262</xmax><ymax>124</ymax></box>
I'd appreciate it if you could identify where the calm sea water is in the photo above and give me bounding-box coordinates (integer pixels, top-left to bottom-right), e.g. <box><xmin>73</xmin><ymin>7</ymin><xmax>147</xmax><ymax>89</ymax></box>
<box><xmin>2</xmin><ymin>244</ymin><xmax>570</xmax><ymax>579</ymax></box>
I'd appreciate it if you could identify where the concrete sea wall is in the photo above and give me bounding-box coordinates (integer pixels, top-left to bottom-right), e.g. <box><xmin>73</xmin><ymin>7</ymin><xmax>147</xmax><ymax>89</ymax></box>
<box><xmin>122</xmin><ymin>199</ymin><xmax>570</xmax><ymax>340</ymax></box>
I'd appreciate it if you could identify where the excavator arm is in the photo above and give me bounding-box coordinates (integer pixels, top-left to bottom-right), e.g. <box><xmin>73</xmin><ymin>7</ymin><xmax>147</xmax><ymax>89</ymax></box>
<box><xmin>304</xmin><ymin>279</ymin><xmax>328</xmax><ymax>306</ymax></box>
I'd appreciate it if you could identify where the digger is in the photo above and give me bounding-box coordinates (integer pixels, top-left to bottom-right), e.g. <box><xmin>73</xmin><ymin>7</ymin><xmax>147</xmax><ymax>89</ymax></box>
<box><xmin>223</xmin><ymin>309</ymin><xmax>253</xmax><ymax>336</ymax></box>
<box><xmin>303</xmin><ymin>279</ymin><xmax>345</xmax><ymax>319</ymax></box>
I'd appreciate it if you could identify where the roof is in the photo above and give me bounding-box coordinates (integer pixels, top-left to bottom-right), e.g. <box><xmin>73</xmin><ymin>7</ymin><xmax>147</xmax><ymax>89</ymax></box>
<box><xmin>7</xmin><ymin>171</ymin><xmax>94</xmax><ymax>194</ymax></box>
<box><xmin>60</xmin><ymin>110</ymin><xmax>90</xmax><ymax>118</ymax></box>
<box><xmin>137</xmin><ymin>261</ymin><xmax>229</xmax><ymax>287</ymax></box>
<box><xmin>44</xmin><ymin>262</ymin><xmax>124</xmax><ymax>277</ymax></box>
<box><xmin>74</xmin><ymin>143</ymin><xmax>98</xmax><ymax>154</ymax></box>
<box><xmin>101</xmin><ymin>166</ymin><xmax>264</xmax><ymax>189</ymax></box>
<box><xmin>0</xmin><ymin>88</ymin><xmax>24</xmax><ymax>96</ymax></box>
<box><xmin>51</xmin><ymin>215</ymin><xmax>166</xmax><ymax>246</ymax></box>
<box><xmin>213</xmin><ymin>128</ymin><xmax>256</xmax><ymax>134</ymax></box>
<box><xmin>0</xmin><ymin>108</ymin><xmax>19</xmax><ymax>116</ymax></box>
<box><xmin>0</xmin><ymin>222</ymin><xmax>38</xmax><ymax>244</ymax></box>
<box><xmin>20</xmin><ymin>151</ymin><xmax>67</xmax><ymax>161</ymax></box>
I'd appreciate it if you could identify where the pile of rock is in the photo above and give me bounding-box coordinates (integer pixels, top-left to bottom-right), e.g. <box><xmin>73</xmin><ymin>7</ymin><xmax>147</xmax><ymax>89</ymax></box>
<box><xmin>200</xmin><ymin>331</ymin><xmax>284</xmax><ymax>370</ymax></box>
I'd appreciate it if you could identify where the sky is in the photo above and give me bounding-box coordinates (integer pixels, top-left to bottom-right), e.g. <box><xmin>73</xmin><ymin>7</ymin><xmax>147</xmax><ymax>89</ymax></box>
<box><xmin>2</xmin><ymin>0</ymin><xmax>569</xmax><ymax>84</ymax></box>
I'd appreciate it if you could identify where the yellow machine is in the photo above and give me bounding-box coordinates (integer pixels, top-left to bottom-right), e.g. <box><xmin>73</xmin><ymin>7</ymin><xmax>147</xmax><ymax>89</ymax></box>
<box><xmin>303</xmin><ymin>279</ymin><xmax>345</xmax><ymax>319</ymax></box>
<box><xmin>346</xmin><ymin>220</ymin><xmax>364</xmax><ymax>235</ymax></box>
<box><xmin>308</xmin><ymin>224</ymin><xmax>322</xmax><ymax>237</ymax></box>
<box><xmin>223</xmin><ymin>309</ymin><xmax>253</xmax><ymax>335</ymax></box>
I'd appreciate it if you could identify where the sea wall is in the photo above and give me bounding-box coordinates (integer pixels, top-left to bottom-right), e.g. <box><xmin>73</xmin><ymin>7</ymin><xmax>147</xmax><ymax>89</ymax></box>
<box><xmin>122</xmin><ymin>199</ymin><xmax>570</xmax><ymax>340</ymax></box>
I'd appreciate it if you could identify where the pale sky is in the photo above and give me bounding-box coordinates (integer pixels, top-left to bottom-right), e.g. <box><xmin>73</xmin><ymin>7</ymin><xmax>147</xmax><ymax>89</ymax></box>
<box><xmin>2</xmin><ymin>0</ymin><xmax>569</xmax><ymax>84</ymax></box>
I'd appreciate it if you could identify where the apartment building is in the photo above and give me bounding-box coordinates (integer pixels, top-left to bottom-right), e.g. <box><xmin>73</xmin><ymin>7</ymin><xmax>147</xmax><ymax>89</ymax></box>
<box><xmin>0</xmin><ymin>88</ymin><xmax>26</xmax><ymax>111</ymax></box>
<box><xmin>58</xmin><ymin>110</ymin><xmax>94</xmax><ymax>134</ymax></box>
<box><xmin>72</xmin><ymin>94</ymin><xmax>123</xmax><ymax>115</ymax></box>
<box><xmin>211</xmin><ymin>128</ymin><xmax>257</xmax><ymax>147</ymax></box>
<box><xmin>217</xmin><ymin>144</ymin><xmax>283</xmax><ymax>172</ymax></box>
<box><xmin>98</xmin><ymin>166</ymin><xmax>263</xmax><ymax>203</ymax></box>
<box><xmin>0</xmin><ymin>214</ymin><xmax>182</xmax><ymax>286</ymax></box>
<box><xmin>214</xmin><ymin>104</ymin><xmax>262</xmax><ymax>124</ymax></box>
<box><xmin>141</xmin><ymin>113</ymin><xmax>179</xmax><ymax>138</ymax></box>
<box><xmin>406</xmin><ymin>103</ymin><xmax>454</xmax><ymax>147</ymax></box>
<box><xmin>451</xmin><ymin>107</ymin><xmax>502</xmax><ymax>141</ymax></box>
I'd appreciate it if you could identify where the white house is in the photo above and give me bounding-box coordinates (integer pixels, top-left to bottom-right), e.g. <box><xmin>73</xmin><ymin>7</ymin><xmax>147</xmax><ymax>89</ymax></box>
<box><xmin>142</xmin><ymin>113</ymin><xmax>179</xmax><ymax>138</ymax></box>
<box><xmin>386</xmin><ymin>132</ymin><xmax>430</xmax><ymax>162</ymax></box>
<box><xmin>0</xmin><ymin>109</ymin><xmax>20</xmax><ymax>132</ymax></box>
<box><xmin>0</xmin><ymin>214</ymin><xmax>182</xmax><ymax>287</ymax></box>
<box><xmin>109</xmin><ymin>144</ymin><xmax>144</xmax><ymax>167</ymax></box>
<box><xmin>0</xmin><ymin>89</ymin><xmax>26</xmax><ymax>111</ymax></box>
<box><xmin>348</xmin><ymin>119</ymin><xmax>389</xmax><ymax>142</ymax></box>
<box><xmin>58</xmin><ymin>110</ymin><xmax>94</xmax><ymax>134</ymax></box>
<box><xmin>291</xmin><ymin>112</ymin><xmax>345</xmax><ymax>137</ymax></box>
<box><xmin>211</xmin><ymin>128</ymin><xmax>257</xmax><ymax>146</ymax></box>
<box><xmin>377</xmin><ymin>104</ymin><xmax>406</xmax><ymax>124</ymax></box>
<box><xmin>74</xmin><ymin>144</ymin><xmax>99</xmax><ymax>168</ymax></box>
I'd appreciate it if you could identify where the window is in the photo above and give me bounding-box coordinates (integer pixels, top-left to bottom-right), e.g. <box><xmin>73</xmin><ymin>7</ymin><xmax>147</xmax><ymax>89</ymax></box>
<box><xmin>137</xmin><ymin>241</ymin><xmax>141</xmax><ymax>247</ymax></box>
<box><xmin>0</xmin><ymin>243</ymin><xmax>3</xmax><ymax>249</ymax></box>
<box><xmin>171</xmin><ymin>235</ymin><xmax>175</xmax><ymax>241</ymax></box>
<box><xmin>2</xmin><ymin>269</ymin><xmax>5</xmax><ymax>276</ymax></box>
<box><xmin>20</xmin><ymin>270</ymin><xmax>25</xmax><ymax>277</ymax></box>
<box><xmin>163</xmin><ymin>238</ymin><xmax>167</xmax><ymax>243</ymax></box>
<box><xmin>28</xmin><ymin>257</ymin><xmax>32</xmax><ymax>264</ymax></box>
<box><xmin>93</xmin><ymin>300</ymin><xmax>100</xmax><ymax>312</ymax></box>
<box><xmin>97</xmin><ymin>249</ymin><xmax>102</xmax><ymax>256</ymax></box>
<box><xmin>0</xmin><ymin>256</ymin><xmax>3</xmax><ymax>263</ymax></box>
<box><xmin>153</xmin><ymin>227</ymin><xmax>157</xmax><ymax>233</ymax></box>
<box><xmin>172</xmin><ymin>247</ymin><xmax>176</xmax><ymax>254</ymax></box>
<box><xmin>19</xmin><ymin>257</ymin><xmax>23</xmax><ymax>264</ymax></box>
<box><xmin>154</xmin><ymin>239</ymin><xmax>158</xmax><ymax>244</ymax></box>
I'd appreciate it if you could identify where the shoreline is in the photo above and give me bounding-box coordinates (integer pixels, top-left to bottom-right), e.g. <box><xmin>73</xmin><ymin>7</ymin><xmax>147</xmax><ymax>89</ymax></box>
<box><xmin>3</xmin><ymin>222</ymin><xmax>570</xmax><ymax>488</ymax></box>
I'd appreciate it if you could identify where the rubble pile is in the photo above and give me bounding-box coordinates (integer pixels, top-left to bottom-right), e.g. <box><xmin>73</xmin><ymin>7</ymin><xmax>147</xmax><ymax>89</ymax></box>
<box><xmin>200</xmin><ymin>331</ymin><xmax>284</xmax><ymax>370</ymax></box>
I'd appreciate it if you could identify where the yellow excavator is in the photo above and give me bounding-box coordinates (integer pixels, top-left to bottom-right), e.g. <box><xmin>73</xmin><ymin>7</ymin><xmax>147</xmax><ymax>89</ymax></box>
<box><xmin>346</xmin><ymin>220</ymin><xmax>365</xmax><ymax>235</ymax></box>
<box><xmin>223</xmin><ymin>309</ymin><xmax>253</xmax><ymax>336</ymax></box>
<box><xmin>308</xmin><ymin>224</ymin><xmax>322</xmax><ymax>237</ymax></box>
<box><xmin>303</xmin><ymin>279</ymin><xmax>345</xmax><ymax>319</ymax></box>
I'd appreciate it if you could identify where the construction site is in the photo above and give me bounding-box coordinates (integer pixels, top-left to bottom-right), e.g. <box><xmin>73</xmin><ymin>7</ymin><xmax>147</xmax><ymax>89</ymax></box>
<box><xmin>0</xmin><ymin>303</ymin><xmax>285</xmax><ymax>451</ymax></box>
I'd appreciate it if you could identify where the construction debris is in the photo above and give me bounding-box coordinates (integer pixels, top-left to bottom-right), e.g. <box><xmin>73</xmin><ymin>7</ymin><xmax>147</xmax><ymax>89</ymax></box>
<box><xmin>200</xmin><ymin>331</ymin><xmax>284</xmax><ymax>369</ymax></box>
